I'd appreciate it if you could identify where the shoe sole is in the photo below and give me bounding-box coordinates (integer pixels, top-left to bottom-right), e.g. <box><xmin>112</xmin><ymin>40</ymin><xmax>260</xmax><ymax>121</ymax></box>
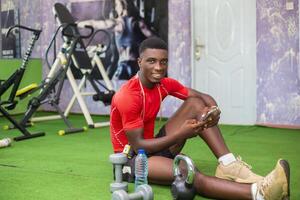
<box><xmin>279</xmin><ymin>160</ymin><xmax>290</xmax><ymax>200</ymax></box>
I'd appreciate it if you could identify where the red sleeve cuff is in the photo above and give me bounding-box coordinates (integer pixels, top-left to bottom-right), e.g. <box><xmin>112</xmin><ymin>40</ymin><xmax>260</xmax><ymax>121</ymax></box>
<box><xmin>123</xmin><ymin>121</ymin><xmax>144</xmax><ymax>131</ymax></box>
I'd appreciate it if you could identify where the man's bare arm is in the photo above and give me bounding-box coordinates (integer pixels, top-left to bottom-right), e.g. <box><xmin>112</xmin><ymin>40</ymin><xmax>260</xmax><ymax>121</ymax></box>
<box><xmin>126</xmin><ymin>119</ymin><xmax>204</xmax><ymax>154</ymax></box>
<box><xmin>187</xmin><ymin>88</ymin><xmax>221</xmax><ymax>128</ymax></box>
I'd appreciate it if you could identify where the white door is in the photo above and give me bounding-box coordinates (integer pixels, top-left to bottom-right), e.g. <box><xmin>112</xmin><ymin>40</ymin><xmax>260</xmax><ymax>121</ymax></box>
<box><xmin>192</xmin><ymin>0</ymin><xmax>256</xmax><ymax>125</ymax></box>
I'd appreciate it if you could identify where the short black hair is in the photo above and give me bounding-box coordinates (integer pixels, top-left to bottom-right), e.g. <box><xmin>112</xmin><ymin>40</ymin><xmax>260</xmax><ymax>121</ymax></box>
<box><xmin>139</xmin><ymin>37</ymin><xmax>168</xmax><ymax>55</ymax></box>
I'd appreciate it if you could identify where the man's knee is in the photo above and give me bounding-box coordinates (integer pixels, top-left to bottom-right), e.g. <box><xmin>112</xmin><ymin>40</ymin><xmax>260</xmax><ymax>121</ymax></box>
<box><xmin>184</xmin><ymin>97</ymin><xmax>206</xmax><ymax>113</ymax></box>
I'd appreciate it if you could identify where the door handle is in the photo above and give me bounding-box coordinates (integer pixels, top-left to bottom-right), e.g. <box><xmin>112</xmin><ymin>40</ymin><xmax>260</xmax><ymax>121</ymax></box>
<box><xmin>195</xmin><ymin>37</ymin><xmax>205</xmax><ymax>60</ymax></box>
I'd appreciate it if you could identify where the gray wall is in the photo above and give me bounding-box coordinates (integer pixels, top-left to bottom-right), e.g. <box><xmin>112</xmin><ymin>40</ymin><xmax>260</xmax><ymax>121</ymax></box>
<box><xmin>256</xmin><ymin>0</ymin><xmax>300</xmax><ymax>127</ymax></box>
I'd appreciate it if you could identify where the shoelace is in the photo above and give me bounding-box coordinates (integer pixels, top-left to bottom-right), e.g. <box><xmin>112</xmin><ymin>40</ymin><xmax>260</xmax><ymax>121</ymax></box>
<box><xmin>236</xmin><ymin>156</ymin><xmax>252</xmax><ymax>170</ymax></box>
<box><xmin>256</xmin><ymin>170</ymin><xmax>276</xmax><ymax>198</ymax></box>
<box><xmin>256</xmin><ymin>176</ymin><xmax>272</xmax><ymax>197</ymax></box>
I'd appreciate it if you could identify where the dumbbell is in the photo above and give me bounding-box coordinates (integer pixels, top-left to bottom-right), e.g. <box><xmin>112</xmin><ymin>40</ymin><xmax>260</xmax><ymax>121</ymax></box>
<box><xmin>171</xmin><ymin>154</ymin><xmax>196</xmax><ymax>200</ymax></box>
<box><xmin>112</xmin><ymin>184</ymin><xmax>153</xmax><ymax>200</ymax></box>
<box><xmin>110</xmin><ymin>153</ymin><xmax>128</xmax><ymax>192</ymax></box>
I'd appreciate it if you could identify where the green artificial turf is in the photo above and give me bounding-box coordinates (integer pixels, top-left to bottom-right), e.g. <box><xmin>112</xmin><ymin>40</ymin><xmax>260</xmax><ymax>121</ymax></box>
<box><xmin>0</xmin><ymin>113</ymin><xmax>299</xmax><ymax>199</ymax></box>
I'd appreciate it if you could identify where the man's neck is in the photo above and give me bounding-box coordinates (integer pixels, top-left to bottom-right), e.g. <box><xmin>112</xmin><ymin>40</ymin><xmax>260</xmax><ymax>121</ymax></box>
<box><xmin>137</xmin><ymin>72</ymin><xmax>156</xmax><ymax>89</ymax></box>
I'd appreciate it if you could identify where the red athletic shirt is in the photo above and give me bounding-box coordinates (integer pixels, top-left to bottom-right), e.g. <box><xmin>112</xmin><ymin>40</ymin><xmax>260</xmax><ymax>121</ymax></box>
<box><xmin>110</xmin><ymin>75</ymin><xmax>189</xmax><ymax>152</ymax></box>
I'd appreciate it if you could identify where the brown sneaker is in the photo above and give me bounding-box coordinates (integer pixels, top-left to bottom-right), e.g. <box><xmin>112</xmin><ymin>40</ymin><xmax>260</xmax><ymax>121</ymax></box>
<box><xmin>215</xmin><ymin>156</ymin><xmax>263</xmax><ymax>183</ymax></box>
<box><xmin>256</xmin><ymin>159</ymin><xmax>290</xmax><ymax>200</ymax></box>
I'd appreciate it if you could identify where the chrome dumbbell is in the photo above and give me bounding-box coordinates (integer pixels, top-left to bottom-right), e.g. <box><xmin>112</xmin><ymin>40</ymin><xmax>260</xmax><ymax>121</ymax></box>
<box><xmin>112</xmin><ymin>184</ymin><xmax>153</xmax><ymax>200</ymax></box>
<box><xmin>110</xmin><ymin>153</ymin><xmax>128</xmax><ymax>192</ymax></box>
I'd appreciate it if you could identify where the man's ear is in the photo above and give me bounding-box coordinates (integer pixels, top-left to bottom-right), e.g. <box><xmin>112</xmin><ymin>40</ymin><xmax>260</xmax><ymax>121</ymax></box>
<box><xmin>137</xmin><ymin>57</ymin><xmax>142</xmax><ymax>68</ymax></box>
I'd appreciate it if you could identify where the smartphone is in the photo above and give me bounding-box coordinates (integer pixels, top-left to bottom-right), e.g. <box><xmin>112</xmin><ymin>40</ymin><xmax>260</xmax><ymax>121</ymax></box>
<box><xmin>201</xmin><ymin>107</ymin><xmax>220</xmax><ymax>121</ymax></box>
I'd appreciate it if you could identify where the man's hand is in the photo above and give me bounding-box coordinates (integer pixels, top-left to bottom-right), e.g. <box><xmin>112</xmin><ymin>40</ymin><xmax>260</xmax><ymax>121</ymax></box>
<box><xmin>178</xmin><ymin>119</ymin><xmax>206</xmax><ymax>139</ymax></box>
<box><xmin>200</xmin><ymin>106</ymin><xmax>221</xmax><ymax>129</ymax></box>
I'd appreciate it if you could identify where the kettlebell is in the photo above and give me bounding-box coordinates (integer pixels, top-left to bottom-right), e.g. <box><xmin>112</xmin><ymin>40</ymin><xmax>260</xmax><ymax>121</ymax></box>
<box><xmin>171</xmin><ymin>154</ymin><xmax>196</xmax><ymax>200</ymax></box>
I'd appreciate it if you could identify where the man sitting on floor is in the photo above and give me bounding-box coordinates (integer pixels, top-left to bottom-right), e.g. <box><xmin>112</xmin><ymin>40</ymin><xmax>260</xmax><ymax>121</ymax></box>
<box><xmin>109</xmin><ymin>37</ymin><xmax>290</xmax><ymax>199</ymax></box>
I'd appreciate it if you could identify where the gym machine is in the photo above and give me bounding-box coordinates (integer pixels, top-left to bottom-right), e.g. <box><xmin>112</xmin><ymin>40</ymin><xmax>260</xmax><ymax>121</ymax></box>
<box><xmin>7</xmin><ymin>23</ymin><xmax>88</xmax><ymax>135</ymax></box>
<box><xmin>29</xmin><ymin>3</ymin><xmax>115</xmax><ymax>129</ymax></box>
<box><xmin>0</xmin><ymin>25</ymin><xmax>45</xmax><ymax>141</ymax></box>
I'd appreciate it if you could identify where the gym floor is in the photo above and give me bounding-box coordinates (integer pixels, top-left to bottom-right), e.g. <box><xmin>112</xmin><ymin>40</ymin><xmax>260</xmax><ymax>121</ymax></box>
<box><xmin>0</xmin><ymin>113</ymin><xmax>299</xmax><ymax>199</ymax></box>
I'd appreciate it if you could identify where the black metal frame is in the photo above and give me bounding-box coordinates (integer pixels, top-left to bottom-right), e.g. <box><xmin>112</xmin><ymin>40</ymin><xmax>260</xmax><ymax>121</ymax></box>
<box><xmin>0</xmin><ymin>25</ymin><xmax>45</xmax><ymax>141</ymax></box>
<box><xmin>53</xmin><ymin>3</ymin><xmax>115</xmax><ymax>105</ymax></box>
<box><xmin>10</xmin><ymin>24</ymin><xmax>87</xmax><ymax>135</ymax></box>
